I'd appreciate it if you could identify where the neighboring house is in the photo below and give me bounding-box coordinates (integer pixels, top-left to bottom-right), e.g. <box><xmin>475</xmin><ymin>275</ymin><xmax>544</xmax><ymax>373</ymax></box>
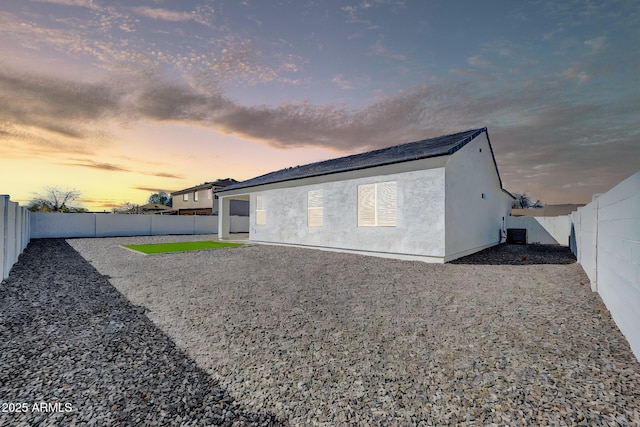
<box><xmin>171</xmin><ymin>179</ymin><xmax>239</xmax><ymax>215</ymax></box>
<box><xmin>216</xmin><ymin>128</ymin><xmax>514</xmax><ymax>263</ymax></box>
<box><xmin>139</xmin><ymin>203</ymin><xmax>174</xmax><ymax>215</ymax></box>
<box><xmin>511</xmin><ymin>204</ymin><xmax>585</xmax><ymax>217</ymax></box>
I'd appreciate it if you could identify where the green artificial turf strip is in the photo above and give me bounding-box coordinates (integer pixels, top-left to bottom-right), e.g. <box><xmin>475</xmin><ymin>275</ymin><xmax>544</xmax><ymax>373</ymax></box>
<box><xmin>123</xmin><ymin>240</ymin><xmax>243</xmax><ymax>254</ymax></box>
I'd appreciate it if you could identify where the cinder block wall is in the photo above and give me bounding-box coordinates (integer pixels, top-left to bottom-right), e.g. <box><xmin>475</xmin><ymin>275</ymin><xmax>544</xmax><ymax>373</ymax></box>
<box><xmin>570</xmin><ymin>173</ymin><xmax>640</xmax><ymax>361</ymax></box>
<box><xmin>1</xmin><ymin>195</ymin><xmax>31</xmax><ymax>280</ymax></box>
<box><xmin>593</xmin><ymin>173</ymin><xmax>639</xmax><ymax>360</ymax></box>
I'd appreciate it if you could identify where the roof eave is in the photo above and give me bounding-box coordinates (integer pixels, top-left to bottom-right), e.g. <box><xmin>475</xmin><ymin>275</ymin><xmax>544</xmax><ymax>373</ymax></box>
<box><xmin>217</xmin><ymin>151</ymin><xmax>453</xmax><ymax>194</ymax></box>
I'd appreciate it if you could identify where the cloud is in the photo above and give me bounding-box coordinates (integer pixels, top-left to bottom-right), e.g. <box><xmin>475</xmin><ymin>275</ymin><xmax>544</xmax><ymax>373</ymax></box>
<box><xmin>2</xmin><ymin>47</ymin><xmax>638</xmax><ymax>205</ymax></box>
<box><xmin>584</xmin><ymin>36</ymin><xmax>606</xmax><ymax>51</ymax></box>
<box><xmin>133</xmin><ymin>186</ymin><xmax>176</xmax><ymax>193</ymax></box>
<box><xmin>0</xmin><ymin>64</ymin><xmax>120</xmax><ymax>154</ymax></box>
<box><xmin>558</xmin><ymin>67</ymin><xmax>590</xmax><ymax>84</ymax></box>
<box><xmin>153</xmin><ymin>172</ymin><xmax>184</xmax><ymax>179</ymax></box>
<box><xmin>0</xmin><ymin>61</ymin><xmax>434</xmax><ymax>155</ymax></box>
<box><xmin>332</xmin><ymin>74</ymin><xmax>354</xmax><ymax>90</ymax></box>
<box><xmin>62</xmin><ymin>158</ymin><xmax>184</xmax><ymax>179</ymax></box>
<box><xmin>30</xmin><ymin>0</ymin><xmax>99</xmax><ymax>10</ymax></box>
<box><xmin>131</xmin><ymin>7</ymin><xmax>197</xmax><ymax>23</ymax></box>
<box><xmin>1</xmin><ymin>59</ymin><xmax>442</xmax><ymax>154</ymax></box>
<box><xmin>467</xmin><ymin>55</ymin><xmax>491</xmax><ymax>67</ymax></box>
<box><xmin>1</xmin><ymin>6</ymin><xmax>299</xmax><ymax>87</ymax></box>
<box><xmin>369</xmin><ymin>39</ymin><xmax>406</xmax><ymax>61</ymax></box>
<box><xmin>64</xmin><ymin>161</ymin><xmax>131</xmax><ymax>172</ymax></box>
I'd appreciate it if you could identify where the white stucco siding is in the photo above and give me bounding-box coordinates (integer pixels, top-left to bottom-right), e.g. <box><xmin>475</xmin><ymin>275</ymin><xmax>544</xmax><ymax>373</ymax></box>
<box><xmin>444</xmin><ymin>133</ymin><xmax>508</xmax><ymax>260</ymax></box>
<box><xmin>248</xmin><ymin>165</ymin><xmax>446</xmax><ymax>258</ymax></box>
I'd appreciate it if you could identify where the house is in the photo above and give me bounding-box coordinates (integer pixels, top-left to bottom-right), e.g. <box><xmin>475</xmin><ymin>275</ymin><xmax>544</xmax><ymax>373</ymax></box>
<box><xmin>139</xmin><ymin>203</ymin><xmax>174</xmax><ymax>215</ymax></box>
<box><xmin>171</xmin><ymin>178</ymin><xmax>240</xmax><ymax>215</ymax></box>
<box><xmin>216</xmin><ymin>128</ymin><xmax>514</xmax><ymax>263</ymax></box>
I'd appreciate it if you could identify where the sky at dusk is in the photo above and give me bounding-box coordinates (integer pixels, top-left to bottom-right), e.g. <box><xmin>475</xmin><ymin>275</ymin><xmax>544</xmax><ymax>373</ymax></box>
<box><xmin>1</xmin><ymin>0</ymin><xmax>639</xmax><ymax>211</ymax></box>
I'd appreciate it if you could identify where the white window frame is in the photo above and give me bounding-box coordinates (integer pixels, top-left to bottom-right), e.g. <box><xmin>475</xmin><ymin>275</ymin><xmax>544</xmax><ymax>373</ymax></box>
<box><xmin>357</xmin><ymin>181</ymin><xmax>397</xmax><ymax>227</ymax></box>
<box><xmin>194</xmin><ymin>191</ymin><xmax>199</xmax><ymax>202</ymax></box>
<box><xmin>255</xmin><ymin>195</ymin><xmax>266</xmax><ymax>225</ymax></box>
<box><xmin>307</xmin><ymin>189</ymin><xmax>323</xmax><ymax>227</ymax></box>
<box><xmin>183</xmin><ymin>193</ymin><xmax>188</xmax><ymax>202</ymax></box>
<box><xmin>207</xmin><ymin>189</ymin><xmax>213</xmax><ymax>200</ymax></box>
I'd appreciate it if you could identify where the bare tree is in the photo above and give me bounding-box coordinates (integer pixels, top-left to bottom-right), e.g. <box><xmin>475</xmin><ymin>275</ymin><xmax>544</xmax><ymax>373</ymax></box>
<box><xmin>28</xmin><ymin>187</ymin><xmax>85</xmax><ymax>212</ymax></box>
<box><xmin>512</xmin><ymin>193</ymin><xmax>544</xmax><ymax>209</ymax></box>
<box><xmin>113</xmin><ymin>202</ymin><xmax>139</xmax><ymax>214</ymax></box>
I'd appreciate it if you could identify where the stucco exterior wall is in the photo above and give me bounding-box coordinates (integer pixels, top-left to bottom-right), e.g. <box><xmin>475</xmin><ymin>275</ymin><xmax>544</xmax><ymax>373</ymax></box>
<box><xmin>444</xmin><ymin>133</ymin><xmax>509</xmax><ymax>260</ymax></box>
<box><xmin>247</xmin><ymin>165</ymin><xmax>446</xmax><ymax>260</ymax></box>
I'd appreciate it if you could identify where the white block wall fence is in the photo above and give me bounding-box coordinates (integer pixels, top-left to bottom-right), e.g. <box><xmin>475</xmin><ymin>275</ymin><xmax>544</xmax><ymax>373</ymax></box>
<box><xmin>1</xmin><ymin>195</ymin><xmax>31</xmax><ymax>280</ymax></box>
<box><xmin>1</xmin><ymin>199</ymin><xmax>248</xmax><ymax>279</ymax></box>
<box><xmin>569</xmin><ymin>172</ymin><xmax>640</xmax><ymax>360</ymax></box>
<box><xmin>30</xmin><ymin>213</ymin><xmax>249</xmax><ymax>238</ymax></box>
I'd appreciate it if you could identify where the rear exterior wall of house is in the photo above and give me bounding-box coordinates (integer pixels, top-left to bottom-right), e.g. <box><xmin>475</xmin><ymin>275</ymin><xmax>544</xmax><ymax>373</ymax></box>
<box><xmin>246</xmin><ymin>160</ymin><xmax>448</xmax><ymax>261</ymax></box>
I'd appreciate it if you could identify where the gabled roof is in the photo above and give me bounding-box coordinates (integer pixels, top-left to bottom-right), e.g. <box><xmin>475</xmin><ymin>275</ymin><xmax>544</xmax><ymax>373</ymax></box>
<box><xmin>211</xmin><ymin>178</ymin><xmax>239</xmax><ymax>187</ymax></box>
<box><xmin>220</xmin><ymin>128</ymin><xmax>489</xmax><ymax>192</ymax></box>
<box><xmin>172</xmin><ymin>178</ymin><xmax>239</xmax><ymax>196</ymax></box>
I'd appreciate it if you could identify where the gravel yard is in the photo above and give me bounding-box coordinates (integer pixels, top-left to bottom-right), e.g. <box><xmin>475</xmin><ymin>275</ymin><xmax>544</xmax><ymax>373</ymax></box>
<box><xmin>2</xmin><ymin>236</ymin><xmax>640</xmax><ymax>426</ymax></box>
<box><xmin>0</xmin><ymin>239</ymin><xmax>282</xmax><ymax>427</ymax></box>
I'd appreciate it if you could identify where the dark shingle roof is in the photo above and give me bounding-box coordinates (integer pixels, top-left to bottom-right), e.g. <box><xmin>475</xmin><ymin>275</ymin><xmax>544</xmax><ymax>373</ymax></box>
<box><xmin>172</xmin><ymin>178</ymin><xmax>239</xmax><ymax>196</ymax></box>
<box><xmin>220</xmin><ymin>128</ymin><xmax>487</xmax><ymax>192</ymax></box>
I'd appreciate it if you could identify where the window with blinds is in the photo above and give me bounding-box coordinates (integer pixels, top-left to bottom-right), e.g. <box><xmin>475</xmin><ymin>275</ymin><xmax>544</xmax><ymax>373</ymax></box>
<box><xmin>308</xmin><ymin>189</ymin><xmax>323</xmax><ymax>227</ymax></box>
<box><xmin>357</xmin><ymin>181</ymin><xmax>397</xmax><ymax>227</ymax></box>
<box><xmin>255</xmin><ymin>195</ymin><xmax>266</xmax><ymax>225</ymax></box>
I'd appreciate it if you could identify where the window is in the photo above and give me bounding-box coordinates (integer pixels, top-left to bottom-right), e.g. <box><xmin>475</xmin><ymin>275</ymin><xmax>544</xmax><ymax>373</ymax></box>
<box><xmin>194</xmin><ymin>191</ymin><xmax>199</xmax><ymax>202</ymax></box>
<box><xmin>482</xmin><ymin>193</ymin><xmax>486</xmax><ymax>199</ymax></box>
<box><xmin>308</xmin><ymin>189</ymin><xmax>323</xmax><ymax>227</ymax></box>
<box><xmin>358</xmin><ymin>181</ymin><xmax>397</xmax><ymax>227</ymax></box>
<box><xmin>256</xmin><ymin>195</ymin><xmax>266</xmax><ymax>225</ymax></box>
<box><xmin>207</xmin><ymin>189</ymin><xmax>212</xmax><ymax>200</ymax></box>
<box><xmin>183</xmin><ymin>193</ymin><xmax>188</xmax><ymax>202</ymax></box>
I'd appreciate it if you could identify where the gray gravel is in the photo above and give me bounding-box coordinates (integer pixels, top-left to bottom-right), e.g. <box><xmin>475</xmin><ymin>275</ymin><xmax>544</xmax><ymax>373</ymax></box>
<box><xmin>0</xmin><ymin>239</ymin><xmax>284</xmax><ymax>426</ymax></box>
<box><xmin>64</xmin><ymin>235</ymin><xmax>640</xmax><ymax>426</ymax></box>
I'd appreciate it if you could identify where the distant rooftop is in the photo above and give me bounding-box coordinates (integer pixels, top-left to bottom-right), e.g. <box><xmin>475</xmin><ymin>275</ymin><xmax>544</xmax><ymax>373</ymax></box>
<box><xmin>172</xmin><ymin>178</ymin><xmax>239</xmax><ymax>196</ymax></box>
<box><xmin>220</xmin><ymin>128</ymin><xmax>489</xmax><ymax>192</ymax></box>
